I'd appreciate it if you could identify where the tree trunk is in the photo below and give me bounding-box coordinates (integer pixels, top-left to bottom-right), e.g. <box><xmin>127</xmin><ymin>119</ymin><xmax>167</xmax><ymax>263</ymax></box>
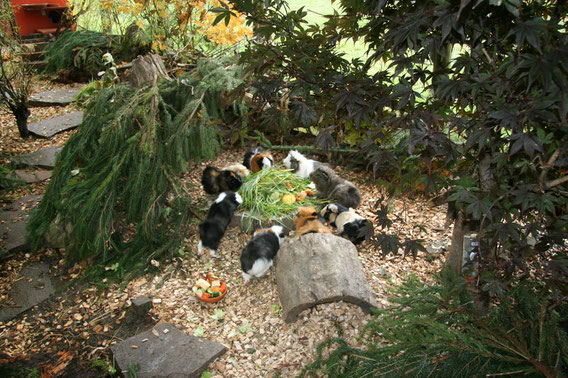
<box><xmin>14</xmin><ymin>103</ymin><xmax>30</xmax><ymax>138</ymax></box>
<box><xmin>128</xmin><ymin>54</ymin><xmax>169</xmax><ymax>88</ymax></box>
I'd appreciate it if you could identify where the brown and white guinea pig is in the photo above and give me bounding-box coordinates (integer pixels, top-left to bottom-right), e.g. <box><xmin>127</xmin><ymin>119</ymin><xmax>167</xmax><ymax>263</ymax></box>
<box><xmin>198</xmin><ymin>191</ymin><xmax>242</xmax><ymax>257</ymax></box>
<box><xmin>201</xmin><ymin>166</ymin><xmax>243</xmax><ymax>195</ymax></box>
<box><xmin>321</xmin><ymin>203</ymin><xmax>374</xmax><ymax>244</ymax></box>
<box><xmin>240</xmin><ymin>225</ymin><xmax>285</xmax><ymax>283</ymax></box>
<box><xmin>243</xmin><ymin>146</ymin><xmax>274</xmax><ymax>173</ymax></box>
<box><xmin>294</xmin><ymin>206</ymin><xmax>332</xmax><ymax>237</ymax></box>
<box><xmin>222</xmin><ymin>163</ymin><xmax>250</xmax><ymax>178</ymax></box>
<box><xmin>282</xmin><ymin>150</ymin><xmax>324</xmax><ymax>179</ymax></box>
<box><xmin>309</xmin><ymin>165</ymin><xmax>361</xmax><ymax>209</ymax></box>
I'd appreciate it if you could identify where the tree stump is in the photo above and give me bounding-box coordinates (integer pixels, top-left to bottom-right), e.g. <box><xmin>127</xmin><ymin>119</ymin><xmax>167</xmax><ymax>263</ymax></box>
<box><xmin>274</xmin><ymin>233</ymin><xmax>378</xmax><ymax>323</ymax></box>
<box><xmin>128</xmin><ymin>54</ymin><xmax>169</xmax><ymax>88</ymax></box>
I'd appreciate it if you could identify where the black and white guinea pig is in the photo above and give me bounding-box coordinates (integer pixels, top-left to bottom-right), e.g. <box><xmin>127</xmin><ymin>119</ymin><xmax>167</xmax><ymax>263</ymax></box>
<box><xmin>321</xmin><ymin>203</ymin><xmax>373</xmax><ymax>244</ymax></box>
<box><xmin>201</xmin><ymin>166</ymin><xmax>243</xmax><ymax>195</ymax></box>
<box><xmin>282</xmin><ymin>150</ymin><xmax>323</xmax><ymax>179</ymax></box>
<box><xmin>243</xmin><ymin>146</ymin><xmax>274</xmax><ymax>173</ymax></box>
<box><xmin>198</xmin><ymin>191</ymin><xmax>242</xmax><ymax>257</ymax></box>
<box><xmin>240</xmin><ymin>225</ymin><xmax>285</xmax><ymax>283</ymax></box>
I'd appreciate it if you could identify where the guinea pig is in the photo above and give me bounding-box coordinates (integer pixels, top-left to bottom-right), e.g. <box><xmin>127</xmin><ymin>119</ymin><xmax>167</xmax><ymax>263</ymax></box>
<box><xmin>201</xmin><ymin>166</ymin><xmax>243</xmax><ymax>194</ymax></box>
<box><xmin>222</xmin><ymin>163</ymin><xmax>250</xmax><ymax>178</ymax></box>
<box><xmin>198</xmin><ymin>191</ymin><xmax>242</xmax><ymax>257</ymax></box>
<box><xmin>240</xmin><ymin>225</ymin><xmax>285</xmax><ymax>283</ymax></box>
<box><xmin>309</xmin><ymin>166</ymin><xmax>361</xmax><ymax>209</ymax></box>
<box><xmin>243</xmin><ymin>146</ymin><xmax>274</xmax><ymax>173</ymax></box>
<box><xmin>282</xmin><ymin>150</ymin><xmax>323</xmax><ymax>179</ymax></box>
<box><xmin>294</xmin><ymin>206</ymin><xmax>332</xmax><ymax>237</ymax></box>
<box><xmin>321</xmin><ymin>203</ymin><xmax>374</xmax><ymax>244</ymax></box>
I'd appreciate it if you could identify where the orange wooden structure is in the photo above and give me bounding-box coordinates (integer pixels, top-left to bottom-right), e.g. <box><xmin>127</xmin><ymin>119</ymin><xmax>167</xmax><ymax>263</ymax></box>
<box><xmin>9</xmin><ymin>0</ymin><xmax>70</xmax><ymax>36</ymax></box>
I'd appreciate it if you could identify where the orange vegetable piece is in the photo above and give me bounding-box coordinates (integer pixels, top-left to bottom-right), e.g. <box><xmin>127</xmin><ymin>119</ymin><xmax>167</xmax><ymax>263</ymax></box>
<box><xmin>286</xmin><ymin>182</ymin><xmax>294</xmax><ymax>190</ymax></box>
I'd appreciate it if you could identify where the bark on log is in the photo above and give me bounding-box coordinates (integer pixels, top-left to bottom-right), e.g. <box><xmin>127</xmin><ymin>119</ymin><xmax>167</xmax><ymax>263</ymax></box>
<box><xmin>275</xmin><ymin>233</ymin><xmax>378</xmax><ymax>323</ymax></box>
<box><xmin>128</xmin><ymin>54</ymin><xmax>169</xmax><ymax>88</ymax></box>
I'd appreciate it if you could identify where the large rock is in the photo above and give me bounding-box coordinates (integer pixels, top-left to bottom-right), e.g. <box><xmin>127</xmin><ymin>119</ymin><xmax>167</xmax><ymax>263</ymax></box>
<box><xmin>110</xmin><ymin>322</ymin><xmax>226</xmax><ymax>378</ymax></box>
<box><xmin>28</xmin><ymin>88</ymin><xmax>80</xmax><ymax>107</ymax></box>
<box><xmin>0</xmin><ymin>262</ymin><xmax>56</xmax><ymax>322</ymax></box>
<box><xmin>28</xmin><ymin>111</ymin><xmax>83</xmax><ymax>138</ymax></box>
<box><xmin>275</xmin><ymin>233</ymin><xmax>378</xmax><ymax>323</ymax></box>
<box><xmin>12</xmin><ymin>146</ymin><xmax>62</xmax><ymax>169</ymax></box>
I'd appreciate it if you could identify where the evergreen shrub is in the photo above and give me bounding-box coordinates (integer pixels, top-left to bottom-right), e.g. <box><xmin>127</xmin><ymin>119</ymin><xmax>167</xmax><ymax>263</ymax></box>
<box><xmin>302</xmin><ymin>271</ymin><xmax>568</xmax><ymax>377</ymax></box>
<box><xmin>27</xmin><ymin>57</ymin><xmax>248</xmax><ymax>278</ymax></box>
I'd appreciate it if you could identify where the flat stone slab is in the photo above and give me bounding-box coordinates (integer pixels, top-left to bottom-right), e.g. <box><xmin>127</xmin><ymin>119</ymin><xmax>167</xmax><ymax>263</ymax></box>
<box><xmin>110</xmin><ymin>322</ymin><xmax>226</xmax><ymax>378</ymax></box>
<box><xmin>14</xmin><ymin>169</ymin><xmax>52</xmax><ymax>183</ymax></box>
<box><xmin>0</xmin><ymin>262</ymin><xmax>55</xmax><ymax>322</ymax></box>
<box><xmin>28</xmin><ymin>111</ymin><xmax>83</xmax><ymax>138</ymax></box>
<box><xmin>275</xmin><ymin>233</ymin><xmax>378</xmax><ymax>323</ymax></box>
<box><xmin>1</xmin><ymin>195</ymin><xmax>43</xmax><ymax>256</ymax></box>
<box><xmin>28</xmin><ymin>88</ymin><xmax>80</xmax><ymax>107</ymax></box>
<box><xmin>12</xmin><ymin>146</ymin><xmax>62</xmax><ymax>169</ymax></box>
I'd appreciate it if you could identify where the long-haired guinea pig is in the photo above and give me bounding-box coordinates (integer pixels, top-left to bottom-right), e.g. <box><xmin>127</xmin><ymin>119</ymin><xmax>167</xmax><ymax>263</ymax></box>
<box><xmin>294</xmin><ymin>206</ymin><xmax>332</xmax><ymax>237</ymax></box>
<box><xmin>201</xmin><ymin>166</ymin><xmax>243</xmax><ymax>194</ymax></box>
<box><xmin>222</xmin><ymin>163</ymin><xmax>250</xmax><ymax>178</ymax></box>
<box><xmin>243</xmin><ymin>146</ymin><xmax>274</xmax><ymax>173</ymax></box>
<box><xmin>240</xmin><ymin>225</ymin><xmax>285</xmax><ymax>283</ymax></box>
<box><xmin>309</xmin><ymin>166</ymin><xmax>361</xmax><ymax>209</ymax></box>
<box><xmin>198</xmin><ymin>191</ymin><xmax>242</xmax><ymax>257</ymax></box>
<box><xmin>321</xmin><ymin>203</ymin><xmax>374</xmax><ymax>244</ymax></box>
<box><xmin>282</xmin><ymin>150</ymin><xmax>323</xmax><ymax>179</ymax></box>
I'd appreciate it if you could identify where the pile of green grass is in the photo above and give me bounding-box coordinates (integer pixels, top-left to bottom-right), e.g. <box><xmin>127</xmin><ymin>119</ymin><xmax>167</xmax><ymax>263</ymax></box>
<box><xmin>238</xmin><ymin>167</ymin><xmax>327</xmax><ymax>231</ymax></box>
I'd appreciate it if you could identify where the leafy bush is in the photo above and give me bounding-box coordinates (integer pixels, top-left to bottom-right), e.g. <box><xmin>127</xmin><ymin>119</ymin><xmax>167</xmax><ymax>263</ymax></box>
<box><xmin>229</xmin><ymin>0</ymin><xmax>568</xmax><ymax>293</ymax></box>
<box><xmin>302</xmin><ymin>271</ymin><xmax>568</xmax><ymax>377</ymax></box>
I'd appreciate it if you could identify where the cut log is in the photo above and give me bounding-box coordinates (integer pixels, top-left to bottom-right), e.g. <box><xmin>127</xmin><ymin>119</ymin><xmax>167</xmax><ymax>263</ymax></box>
<box><xmin>128</xmin><ymin>54</ymin><xmax>169</xmax><ymax>88</ymax></box>
<box><xmin>275</xmin><ymin>233</ymin><xmax>378</xmax><ymax>323</ymax></box>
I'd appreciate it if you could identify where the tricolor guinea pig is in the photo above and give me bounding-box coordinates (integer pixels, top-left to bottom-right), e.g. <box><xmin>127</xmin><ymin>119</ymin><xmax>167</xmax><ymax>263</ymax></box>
<box><xmin>294</xmin><ymin>206</ymin><xmax>332</xmax><ymax>237</ymax></box>
<box><xmin>321</xmin><ymin>203</ymin><xmax>373</xmax><ymax>244</ymax></box>
<box><xmin>201</xmin><ymin>166</ymin><xmax>243</xmax><ymax>195</ymax></box>
<box><xmin>240</xmin><ymin>225</ymin><xmax>285</xmax><ymax>284</ymax></box>
<box><xmin>243</xmin><ymin>146</ymin><xmax>274</xmax><ymax>173</ymax></box>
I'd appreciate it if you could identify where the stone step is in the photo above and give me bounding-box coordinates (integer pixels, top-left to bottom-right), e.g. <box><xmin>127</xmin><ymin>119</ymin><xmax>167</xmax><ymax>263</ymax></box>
<box><xmin>0</xmin><ymin>195</ymin><xmax>43</xmax><ymax>256</ymax></box>
<box><xmin>12</xmin><ymin>146</ymin><xmax>62</xmax><ymax>169</ymax></box>
<box><xmin>27</xmin><ymin>111</ymin><xmax>83</xmax><ymax>138</ymax></box>
<box><xmin>29</xmin><ymin>89</ymin><xmax>81</xmax><ymax>107</ymax></box>
<box><xmin>0</xmin><ymin>262</ymin><xmax>57</xmax><ymax>322</ymax></box>
<box><xmin>110</xmin><ymin>322</ymin><xmax>227</xmax><ymax>378</ymax></box>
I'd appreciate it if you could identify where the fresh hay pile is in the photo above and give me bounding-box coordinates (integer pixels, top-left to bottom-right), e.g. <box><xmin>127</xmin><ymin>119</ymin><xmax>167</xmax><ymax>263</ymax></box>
<box><xmin>237</xmin><ymin>167</ymin><xmax>327</xmax><ymax>231</ymax></box>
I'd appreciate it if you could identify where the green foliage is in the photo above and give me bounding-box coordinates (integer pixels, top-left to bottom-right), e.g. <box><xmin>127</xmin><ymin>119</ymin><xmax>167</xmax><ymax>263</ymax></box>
<box><xmin>27</xmin><ymin>57</ymin><xmax>249</xmax><ymax>278</ymax></box>
<box><xmin>44</xmin><ymin>30</ymin><xmax>120</xmax><ymax>75</ymax></box>
<box><xmin>230</xmin><ymin>0</ymin><xmax>568</xmax><ymax>293</ymax></box>
<box><xmin>302</xmin><ymin>271</ymin><xmax>568</xmax><ymax>377</ymax></box>
<box><xmin>238</xmin><ymin>167</ymin><xmax>327</xmax><ymax>231</ymax></box>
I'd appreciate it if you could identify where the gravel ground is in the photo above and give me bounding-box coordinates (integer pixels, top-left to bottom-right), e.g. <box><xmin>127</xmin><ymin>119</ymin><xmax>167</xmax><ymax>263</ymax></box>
<box><xmin>0</xmin><ymin>81</ymin><xmax>451</xmax><ymax>376</ymax></box>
